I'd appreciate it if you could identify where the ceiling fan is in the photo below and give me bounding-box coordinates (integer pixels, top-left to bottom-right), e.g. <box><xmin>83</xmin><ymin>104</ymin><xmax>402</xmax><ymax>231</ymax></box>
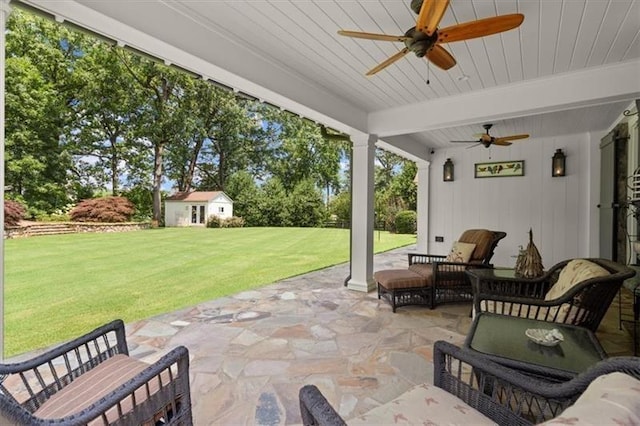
<box><xmin>450</xmin><ymin>124</ymin><xmax>530</xmax><ymax>148</ymax></box>
<box><xmin>337</xmin><ymin>0</ymin><xmax>524</xmax><ymax>76</ymax></box>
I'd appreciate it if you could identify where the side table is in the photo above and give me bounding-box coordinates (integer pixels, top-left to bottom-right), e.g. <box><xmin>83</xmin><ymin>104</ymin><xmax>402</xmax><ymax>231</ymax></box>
<box><xmin>466</xmin><ymin>267</ymin><xmax>549</xmax><ymax>312</ymax></box>
<box><xmin>464</xmin><ymin>313</ymin><xmax>607</xmax><ymax>382</ymax></box>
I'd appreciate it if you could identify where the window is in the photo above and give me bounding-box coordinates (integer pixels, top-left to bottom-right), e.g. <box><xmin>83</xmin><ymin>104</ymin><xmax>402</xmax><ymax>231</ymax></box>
<box><xmin>219</xmin><ymin>206</ymin><xmax>224</xmax><ymax>213</ymax></box>
<box><xmin>191</xmin><ymin>206</ymin><xmax>197</xmax><ymax>224</ymax></box>
<box><xmin>199</xmin><ymin>205</ymin><xmax>205</xmax><ymax>224</ymax></box>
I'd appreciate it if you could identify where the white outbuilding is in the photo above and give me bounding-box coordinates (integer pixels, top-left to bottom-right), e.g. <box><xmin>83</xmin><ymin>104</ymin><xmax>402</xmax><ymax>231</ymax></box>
<box><xmin>164</xmin><ymin>191</ymin><xmax>234</xmax><ymax>227</ymax></box>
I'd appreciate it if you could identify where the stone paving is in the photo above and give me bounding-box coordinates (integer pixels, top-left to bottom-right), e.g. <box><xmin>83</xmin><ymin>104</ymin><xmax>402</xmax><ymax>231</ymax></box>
<box><xmin>121</xmin><ymin>247</ymin><xmax>634</xmax><ymax>425</ymax></box>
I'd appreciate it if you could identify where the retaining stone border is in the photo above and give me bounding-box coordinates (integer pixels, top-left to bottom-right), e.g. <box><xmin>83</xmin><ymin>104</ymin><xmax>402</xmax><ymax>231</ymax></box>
<box><xmin>4</xmin><ymin>222</ymin><xmax>151</xmax><ymax>239</ymax></box>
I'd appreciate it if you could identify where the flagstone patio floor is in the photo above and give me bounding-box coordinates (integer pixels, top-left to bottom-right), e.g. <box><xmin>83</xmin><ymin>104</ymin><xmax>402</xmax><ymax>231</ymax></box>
<box><xmin>115</xmin><ymin>246</ymin><xmax>638</xmax><ymax>425</ymax></box>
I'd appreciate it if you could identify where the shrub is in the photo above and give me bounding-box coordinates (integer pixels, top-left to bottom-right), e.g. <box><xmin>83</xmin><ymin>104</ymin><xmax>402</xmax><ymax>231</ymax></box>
<box><xmin>70</xmin><ymin>197</ymin><xmax>135</xmax><ymax>223</ymax></box>
<box><xmin>206</xmin><ymin>216</ymin><xmax>245</xmax><ymax>228</ymax></box>
<box><xmin>36</xmin><ymin>212</ymin><xmax>71</xmax><ymax>222</ymax></box>
<box><xmin>206</xmin><ymin>215</ymin><xmax>222</xmax><ymax>228</ymax></box>
<box><xmin>224</xmin><ymin>216</ymin><xmax>245</xmax><ymax>228</ymax></box>
<box><xmin>395</xmin><ymin>210</ymin><xmax>417</xmax><ymax>234</ymax></box>
<box><xmin>4</xmin><ymin>200</ymin><xmax>26</xmax><ymax>227</ymax></box>
<box><xmin>35</xmin><ymin>203</ymin><xmax>74</xmax><ymax>222</ymax></box>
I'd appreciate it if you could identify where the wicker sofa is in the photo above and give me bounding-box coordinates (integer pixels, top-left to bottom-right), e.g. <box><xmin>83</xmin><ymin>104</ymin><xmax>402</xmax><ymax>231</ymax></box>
<box><xmin>299</xmin><ymin>340</ymin><xmax>640</xmax><ymax>425</ymax></box>
<box><xmin>0</xmin><ymin>320</ymin><xmax>192</xmax><ymax>425</ymax></box>
<box><xmin>472</xmin><ymin>258</ymin><xmax>636</xmax><ymax>332</ymax></box>
<box><xmin>375</xmin><ymin>229</ymin><xmax>506</xmax><ymax>311</ymax></box>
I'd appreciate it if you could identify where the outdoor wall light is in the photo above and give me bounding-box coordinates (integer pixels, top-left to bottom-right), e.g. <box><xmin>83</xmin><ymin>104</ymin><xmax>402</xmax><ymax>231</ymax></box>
<box><xmin>552</xmin><ymin>149</ymin><xmax>566</xmax><ymax>177</ymax></box>
<box><xmin>443</xmin><ymin>158</ymin><xmax>454</xmax><ymax>182</ymax></box>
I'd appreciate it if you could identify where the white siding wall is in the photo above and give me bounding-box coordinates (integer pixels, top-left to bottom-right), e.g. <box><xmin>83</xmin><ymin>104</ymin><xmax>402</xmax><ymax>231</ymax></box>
<box><xmin>428</xmin><ymin>132</ymin><xmax>598</xmax><ymax>268</ymax></box>
<box><xmin>164</xmin><ymin>202</ymin><xmax>190</xmax><ymax>227</ymax></box>
<box><xmin>209</xmin><ymin>199</ymin><xmax>233</xmax><ymax>219</ymax></box>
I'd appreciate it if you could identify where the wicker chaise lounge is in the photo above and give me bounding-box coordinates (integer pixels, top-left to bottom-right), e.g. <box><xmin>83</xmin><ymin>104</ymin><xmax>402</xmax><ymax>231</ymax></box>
<box><xmin>375</xmin><ymin>229</ymin><xmax>506</xmax><ymax>311</ymax></box>
<box><xmin>0</xmin><ymin>320</ymin><xmax>192</xmax><ymax>425</ymax></box>
<box><xmin>299</xmin><ymin>340</ymin><xmax>640</xmax><ymax>425</ymax></box>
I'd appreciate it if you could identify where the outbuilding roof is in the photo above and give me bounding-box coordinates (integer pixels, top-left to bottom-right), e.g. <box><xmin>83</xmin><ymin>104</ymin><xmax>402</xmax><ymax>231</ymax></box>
<box><xmin>165</xmin><ymin>191</ymin><xmax>229</xmax><ymax>202</ymax></box>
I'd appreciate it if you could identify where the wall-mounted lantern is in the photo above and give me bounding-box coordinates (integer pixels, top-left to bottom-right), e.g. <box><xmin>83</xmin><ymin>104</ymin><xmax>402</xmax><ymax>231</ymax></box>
<box><xmin>552</xmin><ymin>149</ymin><xmax>566</xmax><ymax>177</ymax></box>
<box><xmin>443</xmin><ymin>158</ymin><xmax>454</xmax><ymax>182</ymax></box>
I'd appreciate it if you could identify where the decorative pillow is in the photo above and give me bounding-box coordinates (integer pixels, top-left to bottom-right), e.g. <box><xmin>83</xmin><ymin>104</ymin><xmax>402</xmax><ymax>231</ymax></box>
<box><xmin>445</xmin><ymin>241</ymin><xmax>476</xmax><ymax>263</ymax></box>
<box><xmin>545</xmin><ymin>259</ymin><xmax>609</xmax><ymax>301</ymax></box>
<box><xmin>540</xmin><ymin>372</ymin><xmax>640</xmax><ymax>425</ymax></box>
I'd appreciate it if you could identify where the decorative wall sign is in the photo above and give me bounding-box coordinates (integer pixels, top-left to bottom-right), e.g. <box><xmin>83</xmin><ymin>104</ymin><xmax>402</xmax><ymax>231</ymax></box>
<box><xmin>474</xmin><ymin>160</ymin><xmax>524</xmax><ymax>178</ymax></box>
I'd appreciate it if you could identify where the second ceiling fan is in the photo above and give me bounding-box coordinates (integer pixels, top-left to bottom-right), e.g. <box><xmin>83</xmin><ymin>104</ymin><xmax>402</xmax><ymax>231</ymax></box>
<box><xmin>451</xmin><ymin>124</ymin><xmax>530</xmax><ymax>148</ymax></box>
<box><xmin>338</xmin><ymin>0</ymin><xmax>524</xmax><ymax>76</ymax></box>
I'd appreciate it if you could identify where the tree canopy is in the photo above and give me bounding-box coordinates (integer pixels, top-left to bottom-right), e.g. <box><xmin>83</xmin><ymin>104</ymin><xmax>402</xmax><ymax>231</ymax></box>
<box><xmin>5</xmin><ymin>9</ymin><xmax>416</xmax><ymax>228</ymax></box>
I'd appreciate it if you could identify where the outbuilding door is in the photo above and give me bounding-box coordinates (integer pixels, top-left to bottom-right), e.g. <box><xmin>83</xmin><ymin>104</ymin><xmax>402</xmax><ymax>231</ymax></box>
<box><xmin>191</xmin><ymin>205</ymin><xmax>206</xmax><ymax>225</ymax></box>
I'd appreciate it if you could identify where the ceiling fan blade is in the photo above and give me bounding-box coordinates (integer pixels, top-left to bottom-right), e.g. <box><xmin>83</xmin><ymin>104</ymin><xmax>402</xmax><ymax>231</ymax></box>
<box><xmin>495</xmin><ymin>134</ymin><xmax>530</xmax><ymax>143</ymax></box>
<box><xmin>416</xmin><ymin>0</ymin><xmax>450</xmax><ymax>36</ymax></box>
<box><xmin>438</xmin><ymin>14</ymin><xmax>524</xmax><ymax>43</ymax></box>
<box><xmin>337</xmin><ymin>30</ymin><xmax>409</xmax><ymax>42</ymax></box>
<box><xmin>366</xmin><ymin>48</ymin><xmax>410</xmax><ymax>76</ymax></box>
<box><xmin>466</xmin><ymin>143</ymin><xmax>482</xmax><ymax>149</ymax></box>
<box><xmin>492</xmin><ymin>140</ymin><xmax>513</xmax><ymax>146</ymax></box>
<box><xmin>450</xmin><ymin>140</ymin><xmax>480</xmax><ymax>143</ymax></box>
<box><xmin>426</xmin><ymin>45</ymin><xmax>456</xmax><ymax>70</ymax></box>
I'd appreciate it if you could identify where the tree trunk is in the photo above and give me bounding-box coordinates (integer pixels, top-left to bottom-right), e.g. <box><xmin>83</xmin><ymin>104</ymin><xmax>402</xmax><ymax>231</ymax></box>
<box><xmin>218</xmin><ymin>150</ymin><xmax>225</xmax><ymax>191</ymax></box>
<box><xmin>152</xmin><ymin>142</ymin><xmax>165</xmax><ymax>226</ymax></box>
<box><xmin>110</xmin><ymin>135</ymin><xmax>119</xmax><ymax>195</ymax></box>
<box><xmin>184</xmin><ymin>137</ymin><xmax>205</xmax><ymax>193</ymax></box>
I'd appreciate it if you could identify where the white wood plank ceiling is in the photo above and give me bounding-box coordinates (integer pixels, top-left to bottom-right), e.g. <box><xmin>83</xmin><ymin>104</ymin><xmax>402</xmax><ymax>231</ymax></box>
<box><xmin>19</xmin><ymin>0</ymin><xmax>640</xmax><ymax>153</ymax></box>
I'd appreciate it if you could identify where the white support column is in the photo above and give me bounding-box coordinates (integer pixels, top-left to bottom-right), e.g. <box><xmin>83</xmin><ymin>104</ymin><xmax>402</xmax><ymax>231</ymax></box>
<box><xmin>415</xmin><ymin>160</ymin><xmax>430</xmax><ymax>253</ymax></box>
<box><xmin>347</xmin><ymin>134</ymin><xmax>376</xmax><ymax>292</ymax></box>
<box><xmin>0</xmin><ymin>0</ymin><xmax>12</xmax><ymax>361</ymax></box>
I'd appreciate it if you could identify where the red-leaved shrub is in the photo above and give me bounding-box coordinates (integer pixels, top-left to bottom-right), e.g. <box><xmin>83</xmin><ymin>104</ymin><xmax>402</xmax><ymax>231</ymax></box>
<box><xmin>70</xmin><ymin>197</ymin><xmax>135</xmax><ymax>223</ymax></box>
<box><xmin>4</xmin><ymin>200</ymin><xmax>26</xmax><ymax>227</ymax></box>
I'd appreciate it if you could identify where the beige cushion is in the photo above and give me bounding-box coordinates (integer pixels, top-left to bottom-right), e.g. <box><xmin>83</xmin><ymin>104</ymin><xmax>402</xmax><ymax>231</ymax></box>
<box><xmin>374</xmin><ymin>269</ymin><xmax>428</xmax><ymax>290</ymax></box>
<box><xmin>540</xmin><ymin>372</ymin><xmax>640</xmax><ymax>425</ymax></box>
<box><xmin>445</xmin><ymin>241</ymin><xmax>476</xmax><ymax>263</ymax></box>
<box><xmin>545</xmin><ymin>259</ymin><xmax>610</xmax><ymax>301</ymax></box>
<box><xmin>349</xmin><ymin>383</ymin><xmax>494</xmax><ymax>425</ymax></box>
<box><xmin>35</xmin><ymin>354</ymin><xmax>157</xmax><ymax>424</ymax></box>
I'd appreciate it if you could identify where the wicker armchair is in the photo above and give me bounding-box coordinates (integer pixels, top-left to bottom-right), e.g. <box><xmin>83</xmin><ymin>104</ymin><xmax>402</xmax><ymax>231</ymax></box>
<box><xmin>299</xmin><ymin>340</ymin><xmax>640</xmax><ymax>425</ymax></box>
<box><xmin>472</xmin><ymin>258</ymin><xmax>636</xmax><ymax>332</ymax></box>
<box><xmin>0</xmin><ymin>320</ymin><xmax>192</xmax><ymax>425</ymax></box>
<box><xmin>406</xmin><ymin>229</ymin><xmax>507</xmax><ymax>308</ymax></box>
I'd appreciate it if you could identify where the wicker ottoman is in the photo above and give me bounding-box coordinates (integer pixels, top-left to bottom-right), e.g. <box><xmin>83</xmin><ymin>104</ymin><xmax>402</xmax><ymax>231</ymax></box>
<box><xmin>374</xmin><ymin>269</ymin><xmax>432</xmax><ymax>312</ymax></box>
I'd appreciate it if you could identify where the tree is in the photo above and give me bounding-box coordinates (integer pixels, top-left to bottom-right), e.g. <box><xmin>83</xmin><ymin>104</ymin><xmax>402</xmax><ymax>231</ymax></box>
<box><xmin>374</xmin><ymin>149</ymin><xmax>417</xmax><ymax>230</ymax></box>
<box><xmin>257</xmin><ymin>177</ymin><xmax>289</xmax><ymax>226</ymax></box>
<box><xmin>5</xmin><ymin>10</ymin><xmax>85</xmax><ymax>215</ymax></box>
<box><xmin>286</xmin><ymin>179</ymin><xmax>326</xmax><ymax>227</ymax></box>
<box><xmin>328</xmin><ymin>191</ymin><xmax>351</xmax><ymax>225</ymax></box>
<box><xmin>225</xmin><ymin>171</ymin><xmax>262</xmax><ymax>226</ymax></box>
<box><xmin>118</xmin><ymin>53</ymin><xmax>194</xmax><ymax>225</ymax></box>
<box><xmin>164</xmin><ymin>82</ymin><xmax>266</xmax><ymax>193</ymax></box>
<box><xmin>66</xmin><ymin>45</ymin><xmax>144</xmax><ymax>196</ymax></box>
<box><xmin>261</xmin><ymin>109</ymin><xmax>347</xmax><ymax>197</ymax></box>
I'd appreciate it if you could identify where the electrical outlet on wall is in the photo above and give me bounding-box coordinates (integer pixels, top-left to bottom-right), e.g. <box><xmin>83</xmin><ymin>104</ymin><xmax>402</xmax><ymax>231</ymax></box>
<box><xmin>435</xmin><ymin>236</ymin><xmax>444</xmax><ymax>242</ymax></box>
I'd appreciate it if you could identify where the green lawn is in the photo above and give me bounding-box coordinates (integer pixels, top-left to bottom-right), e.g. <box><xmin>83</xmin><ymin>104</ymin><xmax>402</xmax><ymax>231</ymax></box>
<box><xmin>4</xmin><ymin>227</ymin><xmax>414</xmax><ymax>357</ymax></box>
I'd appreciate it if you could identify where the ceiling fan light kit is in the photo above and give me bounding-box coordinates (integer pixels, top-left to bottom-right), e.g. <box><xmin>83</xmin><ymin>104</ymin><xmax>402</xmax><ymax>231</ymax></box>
<box><xmin>337</xmin><ymin>0</ymin><xmax>524</xmax><ymax>76</ymax></box>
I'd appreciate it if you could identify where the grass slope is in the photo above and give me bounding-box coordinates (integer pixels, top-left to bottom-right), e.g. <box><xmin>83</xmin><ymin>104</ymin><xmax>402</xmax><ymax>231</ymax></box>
<box><xmin>5</xmin><ymin>227</ymin><xmax>414</xmax><ymax>357</ymax></box>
